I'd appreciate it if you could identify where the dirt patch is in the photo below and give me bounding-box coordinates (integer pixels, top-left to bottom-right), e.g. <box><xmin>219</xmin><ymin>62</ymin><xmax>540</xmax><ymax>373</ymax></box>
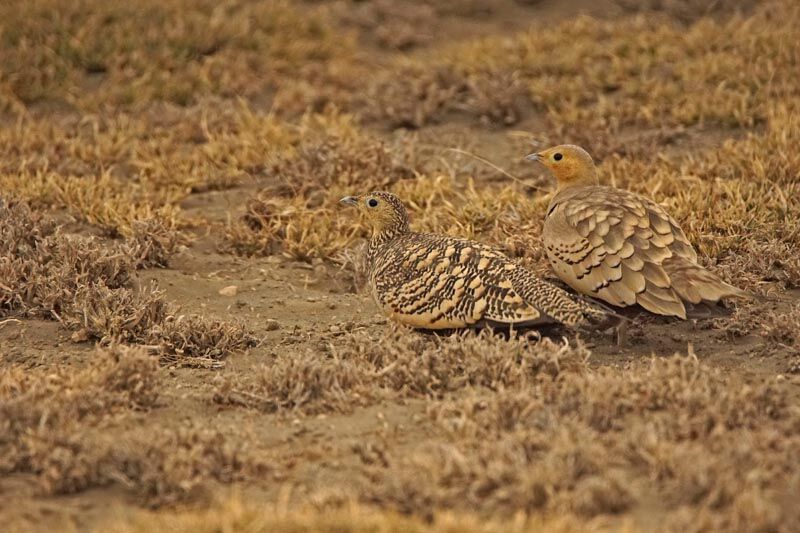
<box><xmin>2</xmin><ymin>0</ymin><xmax>800</xmax><ymax>531</ymax></box>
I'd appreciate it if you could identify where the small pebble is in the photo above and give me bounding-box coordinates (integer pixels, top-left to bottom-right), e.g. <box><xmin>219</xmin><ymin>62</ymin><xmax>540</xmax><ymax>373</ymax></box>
<box><xmin>265</xmin><ymin>319</ymin><xmax>280</xmax><ymax>331</ymax></box>
<box><xmin>219</xmin><ymin>285</ymin><xmax>238</xmax><ymax>297</ymax></box>
<box><xmin>70</xmin><ymin>328</ymin><xmax>90</xmax><ymax>343</ymax></box>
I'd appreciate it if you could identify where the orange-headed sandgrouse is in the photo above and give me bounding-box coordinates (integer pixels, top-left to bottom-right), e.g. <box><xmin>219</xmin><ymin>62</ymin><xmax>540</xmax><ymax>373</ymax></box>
<box><xmin>527</xmin><ymin>144</ymin><xmax>747</xmax><ymax>319</ymax></box>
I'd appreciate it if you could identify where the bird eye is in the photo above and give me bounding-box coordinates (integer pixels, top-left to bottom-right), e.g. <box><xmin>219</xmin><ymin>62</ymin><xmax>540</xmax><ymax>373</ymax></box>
<box><xmin>553</xmin><ymin>153</ymin><xmax>563</xmax><ymax>161</ymax></box>
<box><xmin>367</xmin><ymin>198</ymin><xmax>379</xmax><ymax>208</ymax></box>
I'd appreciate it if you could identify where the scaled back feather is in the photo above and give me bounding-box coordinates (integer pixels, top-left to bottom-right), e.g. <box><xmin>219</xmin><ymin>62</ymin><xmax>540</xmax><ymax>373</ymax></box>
<box><xmin>528</xmin><ymin>144</ymin><xmax>748</xmax><ymax>319</ymax></box>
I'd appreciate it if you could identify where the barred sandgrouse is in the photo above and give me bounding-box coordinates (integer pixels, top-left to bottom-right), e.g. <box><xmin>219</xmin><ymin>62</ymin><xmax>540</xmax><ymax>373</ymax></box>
<box><xmin>340</xmin><ymin>191</ymin><xmax>616</xmax><ymax>330</ymax></box>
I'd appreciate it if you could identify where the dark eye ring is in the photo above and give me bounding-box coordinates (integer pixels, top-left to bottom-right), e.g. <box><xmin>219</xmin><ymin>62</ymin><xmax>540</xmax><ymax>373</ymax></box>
<box><xmin>553</xmin><ymin>153</ymin><xmax>563</xmax><ymax>161</ymax></box>
<box><xmin>367</xmin><ymin>198</ymin><xmax>379</xmax><ymax>208</ymax></box>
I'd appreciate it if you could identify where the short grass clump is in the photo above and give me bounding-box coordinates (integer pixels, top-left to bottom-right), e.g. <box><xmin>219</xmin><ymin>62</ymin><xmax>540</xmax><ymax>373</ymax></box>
<box><xmin>0</xmin><ymin>201</ymin><xmax>134</xmax><ymax>316</ymax></box>
<box><xmin>266</xmin><ymin>112</ymin><xmax>418</xmax><ymax>196</ymax></box>
<box><xmin>214</xmin><ymin>328</ymin><xmax>590</xmax><ymax>415</ymax></box>
<box><xmin>363</xmin><ymin>0</ymin><xmax>798</xmax><ymax>137</ymax></box>
<box><xmin>359</xmin><ymin>355</ymin><xmax>800</xmax><ymax>528</ymax></box>
<box><xmin>112</xmin><ymin>424</ymin><xmax>273</xmax><ymax>507</ymax></box>
<box><xmin>0</xmin><ymin>102</ymin><xmax>296</xmax><ymax>236</ymax></box>
<box><xmin>0</xmin><ymin>201</ymin><xmax>255</xmax><ymax>363</ymax></box>
<box><xmin>720</xmin><ymin>300</ymin><xmax>800</xmax><ymax>353</ymax></box>
<box><xmin>213</xmin><ymin>348</ymin><xmax>369</xmax><ymax>414</ymax></box>
<box><xmin>364</xmin><ymin>60</ymin><xmax>528</xmax><ymax>129</ymax></box>
<box><xmin>0</xmin><ymin>0</ymin><xmax>354</xmax><ymax>112</ymax></box>
<box><xmin>126</xmin><ymin>217</ymin><xmax>182</xmax><ymax>268</ymax></box>
<box><xmin>222</xmin><ymin>112</ymin><xmax>419</xmax><ymax>259</ymax></box>
<box><xmin>0</xmin><ymin>344</ymin><xmax>160</xmax><ymax>493</ymax></box>
<box><xmin>1</xmin><ymin>345</ymin><xmax>270</xmax><ymax>505</ymax></box>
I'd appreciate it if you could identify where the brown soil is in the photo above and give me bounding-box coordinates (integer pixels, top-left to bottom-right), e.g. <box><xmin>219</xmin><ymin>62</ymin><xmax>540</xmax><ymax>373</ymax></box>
<box><xmin>2</xmin><ymin>1</ymin><xmax>799</xmax><ymax>532</ymax></box>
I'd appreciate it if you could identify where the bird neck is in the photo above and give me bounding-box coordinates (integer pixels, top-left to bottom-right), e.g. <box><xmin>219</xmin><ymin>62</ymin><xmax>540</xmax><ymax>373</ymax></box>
<box><xmin>366</xmin><ymin>212</ymin><xmax>409</xmax><ymax>262</ymax></box>
<box><xmin>369</xmin><ymin>223</ymin><xmax>407</xmax><ymax>247</ymax></box>
<box><xmin>555</xmin><ymin>172</ymin><xmax>599</xmax><ymax>193</ymax></box>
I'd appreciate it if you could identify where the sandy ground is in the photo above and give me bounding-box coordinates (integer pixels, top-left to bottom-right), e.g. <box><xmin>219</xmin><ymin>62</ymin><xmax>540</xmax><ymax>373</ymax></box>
<box><xmin>1</xmin><ymin>0</ymin><xmax>798</xmax><ymax>531</ymax></box>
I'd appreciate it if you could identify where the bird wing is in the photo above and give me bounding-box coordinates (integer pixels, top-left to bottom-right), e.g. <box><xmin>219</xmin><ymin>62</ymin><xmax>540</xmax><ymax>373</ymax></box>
<box><xmin>370</xmin><ymin>233</ymin><xmax>604</xmax><ymax>329</ymax></box>
<box><xmin>543</xmin><ymin>186</ymin><xmax>697</xmax><ymax>318</ymax></box>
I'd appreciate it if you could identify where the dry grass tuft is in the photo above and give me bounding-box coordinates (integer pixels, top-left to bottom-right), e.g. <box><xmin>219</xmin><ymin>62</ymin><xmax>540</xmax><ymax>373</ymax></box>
<box><xmin>214</xmin><ymin>349</ymin><xmax>368</xmax><ymax>414</ymax></box>
<box><xmin>0</xmin><ymin>344</ymin><xmax>160</xmax><ymax>493</ymax></box>
<box><xmin>108</xmin><ymin>494</ymin><xmax>589</xmax><ymax>533</ymax></box>
<box><xmin>1</xmin><ymin>201</ymin><xmax>255</xmax><ymax>362</ymax></box>
<box><xmin>126</xmin><ymin>217</ymin><xmax>182</xmax><ymax>268</ymax></box>
<box><xmin>359</xmin><ymin>355</ymin><xmax>800</xmax><ymax>525</ymax></box>
<box><xmin>364</xmin><ymin>0</ymin><xmax>798</xmax><ymax>134</ymax></box>
<box><xmin>721</xmin><ymin>300</ymin><xmax>800</xmax><ymax>349</ymax></box>
<box><xmin>0</xmin><ymin>200</ymin><xmax>134</xmax><ymax>317</ymax></box>
<box><xmin>0</xmin><ymin>0</ymin><xmax>353</xmax><ymax>112</ymax></box>
<box><xmin>1</xmin><ymin>345</ymin><xmax>269</xmax><ymax>504</ymax></box>
<box><xmin>112</xmin><ymin>425</ymin><xmax>272</xmax><ymax>507</ymax></box>
<box><xmin>223</xmin><ymin>113</ymin><xmax>419</xmax><ymax>259</ymax></box>
<box><xmin>267</xmin><ymin>113</ymin><xmax>417</xmax><ymax>195</ymax></box>
<box><xmin>365</xmin><ymin>62</ymin><xmax>528</xmax><ymax>129</ymax></box>
<box><xmin>224</xmin><ymin>192</ymin><xmax>363</xmax><ymax>261</ymax></box>
<box><xmin>153</xmin><ymin>314</ymin><xmax>259</xmax><ymax>365</ymax></box>
<box><xmin>326</xmin><ymin>0</ymin><xmax>504</xmax><ymax>53</ymax></box>
<box><xmin>215</xmin><ymin>329</ymin><xmax>589</xmax><ymax>414</ymax></box>
<box><xmin>336</xmin><ymin>329</ymin><xmax>589</xmax><ymax>396</ymax></box>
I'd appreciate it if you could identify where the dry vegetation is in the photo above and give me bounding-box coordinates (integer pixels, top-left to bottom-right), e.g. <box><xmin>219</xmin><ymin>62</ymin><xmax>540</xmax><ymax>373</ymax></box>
<box><xmin>219</xmin><ymin>1</ymin><xmax>800</xmax><ymax>297</ymax></box>
<box><xmin>2</xmin><ymin>0</ymin><xmax>800</xmax><ymax>531</ymax></box>
<box><xmin>111</xmin><ymin>495</ymin><xmax>591</xmax><ymax>533</ymax></box>
<box><xmin>0</xmin><ymin>200</ymin><xmax>255</xmax><ymax>364</ymax></box>
<box><xmin>363</xmin><ymin>353</ymin><xmax>800</xmax><ymax>530</ymax></box>
<box><xmin>210</xmin><ymin>330</ymin><xmax>800</xmax><ymax>529</ymax></box>
<box><xmin>1</xmin><ymin>344</ymin><xmax>273</xmax><ymax>506</ymax></box>
<box><xmin>214</xmin><ymin>330</ymin><xmax>586</xmax><ymax>414</ymax></box>
<box><xmin>0</xmin><ymin>0</ymin><xmax>355</xmax><ymax>112</ymax></box>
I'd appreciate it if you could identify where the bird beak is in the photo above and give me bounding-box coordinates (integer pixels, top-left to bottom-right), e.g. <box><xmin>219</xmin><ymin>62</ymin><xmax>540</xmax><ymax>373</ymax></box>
<box><xmin>339</xmin><ymin>196</ymin><xmax>359</xmax><ymax>206</ymax></box>
<box><xmin>525</xmin><ymin>152</ymin><xmax>541</xmax><ymax>162</ymax></box>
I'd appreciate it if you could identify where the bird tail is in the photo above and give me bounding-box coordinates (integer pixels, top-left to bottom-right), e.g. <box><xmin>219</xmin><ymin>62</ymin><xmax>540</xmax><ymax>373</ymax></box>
<box><xmin>572</xmin><ymin>294</ymin><xmax>626</xmax><ymax>330</ymax></box>
<box><xmin>541</xmin><ymin>282</ymin><xmax>624</xmax><ymax>330</ymax></box>
<box><xmin>510</xmin><ymin>272</ymin><xmax>624</xmax><ymax>330</ymax></box>
<box><xmin>662</xmin><ymin>256</ymin><xmax>751</xmax><ymax>304</ymax></box>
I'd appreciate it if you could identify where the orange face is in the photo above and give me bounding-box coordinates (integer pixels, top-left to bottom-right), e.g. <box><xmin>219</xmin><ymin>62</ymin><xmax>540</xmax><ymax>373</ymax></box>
<box><xmin>526</xmin><ymin>144</ymin><xmax>598</xmax><ymax>189</ymax></box>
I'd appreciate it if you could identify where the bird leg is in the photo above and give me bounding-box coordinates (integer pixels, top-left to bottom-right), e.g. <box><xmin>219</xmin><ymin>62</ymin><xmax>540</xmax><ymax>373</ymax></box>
<box><xmin>615</xmin><ymin>320</ymin><xmax>628</xmax><ymax>347</ymax></box>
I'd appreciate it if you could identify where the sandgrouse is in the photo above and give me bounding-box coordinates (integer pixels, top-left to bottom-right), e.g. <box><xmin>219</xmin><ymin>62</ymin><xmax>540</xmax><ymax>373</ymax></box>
<box><xmin>527</xmin><ymin>144</ymin><xmax>747</xmax><ymax>319</ymax></box>
<box><xmin>340</xmin><ymin>191</ymin><xmax>616</xmax><ymax>330</ymax></box>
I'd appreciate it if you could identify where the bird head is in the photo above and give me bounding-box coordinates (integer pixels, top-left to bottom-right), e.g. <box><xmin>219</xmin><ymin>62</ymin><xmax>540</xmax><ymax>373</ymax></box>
<box><xmin>339</xmin><ymin>191</ymin><xmax>410</xmax><ymax>237</ymax></box>
<box><xmin>526</xmin><ymin>144</ymin><xmax>598</xmax><ymax>190</ymax></box>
